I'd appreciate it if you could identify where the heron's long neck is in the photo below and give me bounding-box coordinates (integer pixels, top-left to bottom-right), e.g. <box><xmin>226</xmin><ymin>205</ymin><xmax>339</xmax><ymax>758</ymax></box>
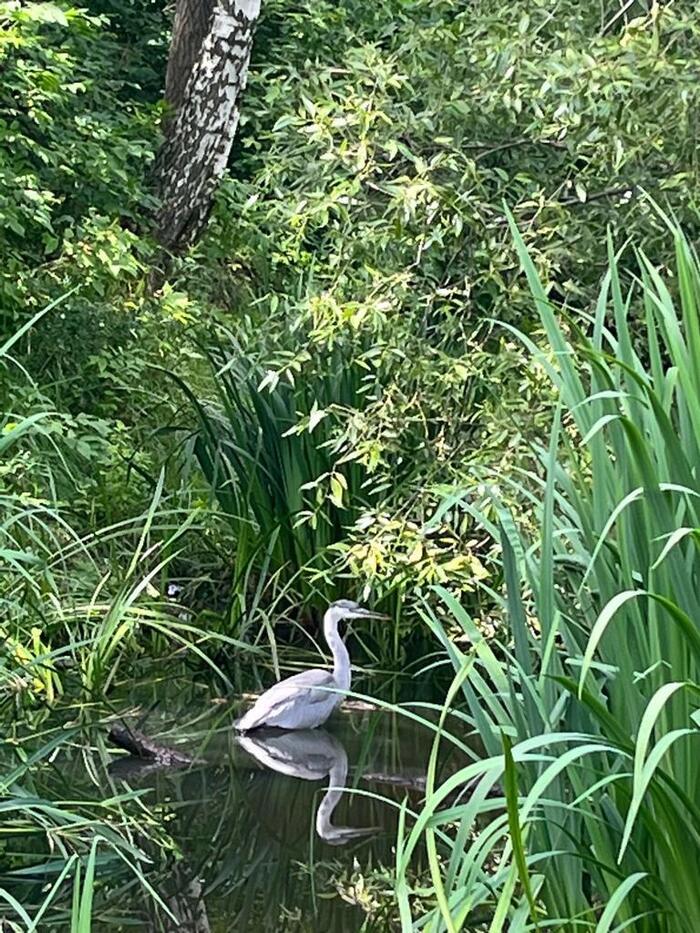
<box><xmin>323</xmin><ymin>610</ymin><xmax>351</xmax><ymax>692</ymax></box>
<box><xmin>316</xmin><ymin>747</ymin><xmax>349</xmax><ymax>839</ymax></box>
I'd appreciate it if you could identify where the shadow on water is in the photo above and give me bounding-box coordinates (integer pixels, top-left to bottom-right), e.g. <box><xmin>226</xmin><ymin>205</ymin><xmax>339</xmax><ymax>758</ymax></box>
<box><xmin>0</xmin><ymin>671</ymin><xmax>467</xmax><ymax>931</ymax></box>
<box><xmin>236</xmin><ymin>728</ymin><xmax>376</xmax><ymax>845</ymax></box>
<box><xmin>0</xmin><ymin>671</ymin><xmax>476</xmax><ymax>933</ymax></box>
<box><xmin>116</xmin><ymin>699</ymin><xmax>438</xmax><ymax>933</ymax></box>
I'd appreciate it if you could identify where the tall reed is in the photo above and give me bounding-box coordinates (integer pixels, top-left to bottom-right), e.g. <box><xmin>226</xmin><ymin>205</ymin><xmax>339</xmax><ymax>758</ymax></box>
<box><xmin>401</xmin><ymin>213</ymin><xmax>700</xmax><ymax>931</ymax></box>
<box><xmin>171</xmin><ymin>334</ymin><xmax>378</xmax><ymax>605</ymax></box>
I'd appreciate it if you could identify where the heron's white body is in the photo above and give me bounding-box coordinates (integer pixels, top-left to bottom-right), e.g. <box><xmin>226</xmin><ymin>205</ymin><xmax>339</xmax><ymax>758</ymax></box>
<box><xmin>236</xmin><ymin>668</ymin><xmax>342</xmax><ymax>730</ymax></box>
<box><xmin>235</xmin><ymin>603</ymin><xmax>362</xmax><ymax>732</ymax></box>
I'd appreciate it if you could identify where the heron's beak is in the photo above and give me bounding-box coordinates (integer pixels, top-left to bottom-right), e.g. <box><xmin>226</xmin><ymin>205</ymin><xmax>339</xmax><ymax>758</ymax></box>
<box><xmin>357</xmin><ymin>609</ymin><xmax>390</xmax><ymax>620</ymax></box>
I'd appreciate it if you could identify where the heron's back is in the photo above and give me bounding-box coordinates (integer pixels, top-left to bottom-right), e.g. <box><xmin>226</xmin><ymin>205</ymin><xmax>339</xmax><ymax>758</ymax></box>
<box><xmin>235</xmin><ymin>668</ymin><xmax>341</xmax><ymax>731</ymax></box>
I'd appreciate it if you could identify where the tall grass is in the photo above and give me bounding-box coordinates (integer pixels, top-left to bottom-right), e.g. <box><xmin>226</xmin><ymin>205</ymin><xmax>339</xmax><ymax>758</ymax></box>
<box><xmin>1</xmin><ymin>305</ymin><xmax>252</xmax><ymax>928</ymax></box>
<box><xmin>169</xmin><ymin>333</ymin><xmax>380</xmax><ymax>606</ymax></box>
<box><xmin>401</xmin><ymin>214</ymin><xmax>700</xmax><ymax>930</ymax></box>
<box><xmin>0</xmin><ymin>714</ymin><xmax>189</xmax><ymax>931</ymax></box>
<box><xmin>2</xmin><ymin>306</ymin><xmax>255</xmax><ymax>696</ymax></box>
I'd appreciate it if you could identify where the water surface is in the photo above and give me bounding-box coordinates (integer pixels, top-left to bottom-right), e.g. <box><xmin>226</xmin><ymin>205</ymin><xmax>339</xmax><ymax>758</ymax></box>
<box><xmin>3</xmin><ymin>672</ymin><xmax>460</xmax><ymax>931</ymax></box>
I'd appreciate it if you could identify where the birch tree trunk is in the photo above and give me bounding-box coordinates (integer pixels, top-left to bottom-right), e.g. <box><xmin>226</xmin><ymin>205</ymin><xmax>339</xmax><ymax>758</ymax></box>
<box><xmin>152</xmin><ymin>0</ymin><xmax>261</xmax><ymax>252</ymax></box>
<box><xmin>163</xmin><ymin>0</ymin><xmax>217</xmax><ymax>118</ymax></box>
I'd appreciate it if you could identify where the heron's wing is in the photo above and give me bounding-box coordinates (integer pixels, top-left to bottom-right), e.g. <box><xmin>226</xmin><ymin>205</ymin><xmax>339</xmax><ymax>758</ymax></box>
<box><xmin>274</xmin><ymin>668</ymin><xmax>336</xmax><ymax>694</ymax></box>
<box><xmin>258</xmin><ymin>669</ymin><xmax>336</xmax><ymax>707</ymax></box>
<box><xmin>236</xmin><ymin>669</ymin><xmax>337</xmax><ymax>731</ymax></box>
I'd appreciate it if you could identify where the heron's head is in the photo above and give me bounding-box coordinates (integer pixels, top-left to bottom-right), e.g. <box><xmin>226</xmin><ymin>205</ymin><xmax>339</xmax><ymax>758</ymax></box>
<box><xmin>328</xmin><ymin>599</ymin><xmax>388</xmax><ymax>622</ymax></box>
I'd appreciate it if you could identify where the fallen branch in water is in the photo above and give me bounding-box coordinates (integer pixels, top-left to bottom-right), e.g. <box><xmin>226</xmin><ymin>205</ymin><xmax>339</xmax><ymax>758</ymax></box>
<box><xmin>108</xmin><ymin>725</ymin><xmax>195</xmax><ymax>766</ymax></box>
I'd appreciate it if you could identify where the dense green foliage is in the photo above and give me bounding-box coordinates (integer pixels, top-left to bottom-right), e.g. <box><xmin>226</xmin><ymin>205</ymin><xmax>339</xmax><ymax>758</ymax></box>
<box><xmin>6</xmin><ymin>0</ymin><xmax>700</xmax><ymax>624</ymax></box>
<box><xmin>2</xmin><ymin>0</ymin><xmax>700</xmax><ymax>928</ymax></box>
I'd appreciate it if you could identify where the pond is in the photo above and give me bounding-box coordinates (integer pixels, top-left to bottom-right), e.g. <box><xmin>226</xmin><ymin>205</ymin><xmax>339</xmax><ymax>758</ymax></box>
<box><xmin>1</xmin><ymin>669</ymin><xmax>466</xmax><ymax>931</ymax></box>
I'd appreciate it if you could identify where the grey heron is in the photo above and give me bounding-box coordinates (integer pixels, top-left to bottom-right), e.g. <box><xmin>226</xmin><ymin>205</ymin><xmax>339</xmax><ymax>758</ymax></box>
<box><xmin>235</xmin><ymin>600</ymin><xmax>387</xmax><ymax>732</ymax></box>
<box><xmin>237</xmin><ymin>728</ymin><xmax>376</xmax><ymax>844</ymax></box>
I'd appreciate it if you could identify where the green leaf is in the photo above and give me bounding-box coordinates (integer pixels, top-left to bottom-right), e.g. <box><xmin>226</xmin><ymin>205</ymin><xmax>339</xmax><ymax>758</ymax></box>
<box><xmin>22</xmin><ymin>3</ymin><xmax>69</xmax><ymax>26</ymax></box>
<box><xmin>595</xmin><ymin>873</ymin><xmax>647</xmax><ymax>933</ymax></box>
<box><xmin>502</xmin><ymin>733</ymin><xmax>539</xmax><ymax>928</ymax></box>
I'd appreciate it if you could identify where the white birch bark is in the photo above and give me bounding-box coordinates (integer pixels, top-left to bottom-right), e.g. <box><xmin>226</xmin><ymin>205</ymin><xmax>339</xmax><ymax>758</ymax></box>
<box><xmin>153</xmin><ymin>0</ymin><xmax>261</xmax><ymax>251</ymax></box>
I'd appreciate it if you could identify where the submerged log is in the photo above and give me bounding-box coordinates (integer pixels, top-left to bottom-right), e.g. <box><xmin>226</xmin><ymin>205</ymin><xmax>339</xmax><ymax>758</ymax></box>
<box><xmin>108</xmin><ymin>725</ymin><xmax>195</xmax><ymax>766</ymax></box>
<box><xmin>363</xmin><ymin>770</ymin><xmax>503</xmax><ymax>802</ymax></box>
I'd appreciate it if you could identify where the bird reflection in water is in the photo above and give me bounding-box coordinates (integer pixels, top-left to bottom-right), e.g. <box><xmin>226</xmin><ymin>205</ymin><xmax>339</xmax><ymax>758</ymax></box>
<box><xmin>237</xmin><ymin>728</ymin><xmax>376</xmax><ymax>845</ymax></box>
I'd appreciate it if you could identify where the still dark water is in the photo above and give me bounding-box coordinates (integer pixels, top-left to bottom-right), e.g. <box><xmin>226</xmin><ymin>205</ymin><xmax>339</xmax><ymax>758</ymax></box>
<box><xmin>105</xmin><ymin>677</ymin><xmax>438</xmax><ymax>931</ymax></box>
<box><xmin>6</xmin><ymin>671</ymin><xmax>456</xmax><ymax>932</ymax></box>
